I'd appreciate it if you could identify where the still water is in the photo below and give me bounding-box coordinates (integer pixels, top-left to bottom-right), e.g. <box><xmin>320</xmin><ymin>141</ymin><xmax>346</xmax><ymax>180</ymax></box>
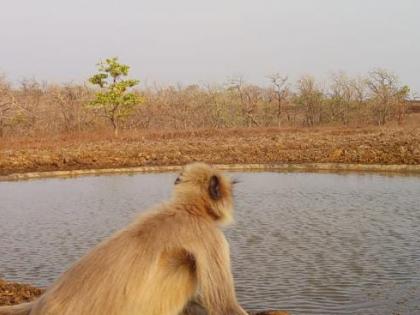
<box><xmin>1</xmin><ymin>172</ymin><xmax>420</xmax><ymax>315</ymax></box>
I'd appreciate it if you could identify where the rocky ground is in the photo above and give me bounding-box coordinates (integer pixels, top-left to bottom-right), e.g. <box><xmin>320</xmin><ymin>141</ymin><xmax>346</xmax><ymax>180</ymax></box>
<box><xmin>1</xmin><ymin>126</ymin><xmax>419</xmax><ymax>176</ymax></box>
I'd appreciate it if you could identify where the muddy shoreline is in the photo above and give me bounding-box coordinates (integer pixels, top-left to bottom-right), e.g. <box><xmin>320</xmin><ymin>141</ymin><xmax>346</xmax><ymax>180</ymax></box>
<box><xmin>1</xmin><ymin>127</ymin><xmax>419</xmax><ymax>177</ymax></box>
<box><xmin>1</xmin><ymin>163</ymin><xmax>420</xmax><ymax>182</ymax></box>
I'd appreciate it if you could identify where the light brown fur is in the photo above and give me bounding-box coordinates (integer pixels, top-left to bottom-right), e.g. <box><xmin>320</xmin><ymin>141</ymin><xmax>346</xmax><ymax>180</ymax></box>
<box><xmin>0</xmin><ymin>162</ymin><xmax>247</xmax><ymax>315</ymax></box>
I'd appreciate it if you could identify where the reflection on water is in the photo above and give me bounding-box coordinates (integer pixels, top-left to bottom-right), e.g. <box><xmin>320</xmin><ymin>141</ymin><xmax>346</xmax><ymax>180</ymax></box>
<box><xmin>1</xmin><ymin>172</ymin><xmax>420</xmax><ymax>315</ymax></box>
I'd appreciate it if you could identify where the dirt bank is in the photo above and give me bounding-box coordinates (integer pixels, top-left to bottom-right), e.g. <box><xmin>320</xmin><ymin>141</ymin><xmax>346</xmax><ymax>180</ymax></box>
<box><xmin>1</xmin><ymin>126</ymin><xmax>419</xmax><ymax>176</ymax></box>
<box><xmin>0</xmin><ymin>279</ymin><xmax>44</xmax><ymax>306</ymax></box>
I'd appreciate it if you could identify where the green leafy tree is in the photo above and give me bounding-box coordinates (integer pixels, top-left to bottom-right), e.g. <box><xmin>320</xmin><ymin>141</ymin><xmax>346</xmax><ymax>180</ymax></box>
<box><xmin>88</xmin><ymin>57</ymin><xmax>143</xmax><ymax>135</ymax></box>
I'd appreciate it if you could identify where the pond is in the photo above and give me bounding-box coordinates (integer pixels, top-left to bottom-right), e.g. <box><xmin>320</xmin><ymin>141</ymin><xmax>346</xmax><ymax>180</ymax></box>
<box><xmin>0</xmin><ymin>171</ymin><xmax>420</xmax><ymax>315</ymax></box>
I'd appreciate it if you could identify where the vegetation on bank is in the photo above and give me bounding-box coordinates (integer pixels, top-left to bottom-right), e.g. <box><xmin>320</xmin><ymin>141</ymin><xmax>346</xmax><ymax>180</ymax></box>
<box><xmin>87</xmin><ymin>57</ymin><xmax>143</xmax><ymax>135</ymax></box>
<box><xmin>1</xmin><ymin>59</ymin><xmax>418</xmax><ymax>175</ymax></box>
<box><xmin>0</xmin><ymin>59</ymin><xmax>415</xmax><ymax>137</ymax></box>
<box><xmin>1</xmin><ymin>126</ymin><xmax>419</xmax><ymax>176</ymax></box>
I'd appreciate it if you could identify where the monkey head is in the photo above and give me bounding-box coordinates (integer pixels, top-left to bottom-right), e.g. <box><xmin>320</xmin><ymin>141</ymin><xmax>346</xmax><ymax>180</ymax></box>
<box><xmin>173</xmin><ymin>162</ymin><xmax>234</xmax><ymax>225</ymax></box>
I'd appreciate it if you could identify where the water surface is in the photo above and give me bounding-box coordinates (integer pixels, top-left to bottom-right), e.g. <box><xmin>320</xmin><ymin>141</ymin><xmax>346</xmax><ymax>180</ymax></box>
<box><xmin>1</xmin><ymin>172</ymin><xmax>419</xmax><ymax>315</ymax></box>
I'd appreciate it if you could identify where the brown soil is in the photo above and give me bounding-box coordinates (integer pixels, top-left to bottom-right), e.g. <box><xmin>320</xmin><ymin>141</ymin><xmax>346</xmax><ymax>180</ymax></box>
<box><xmin>1</xmin><ymin>126</ymin><xmax>419</xmax><ymax>176</ymax></box>
<box><xmin>0</xmin><ymin>279</ymin><xmax>44</xmax><ymax>306</ymax></box>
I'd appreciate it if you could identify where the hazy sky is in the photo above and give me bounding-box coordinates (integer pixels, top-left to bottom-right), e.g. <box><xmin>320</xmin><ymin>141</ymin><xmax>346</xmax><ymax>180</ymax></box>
<box><xmin>1</xmin><ymin>0</ymin><xmax>419</xmax><ymax>92</ymax></box>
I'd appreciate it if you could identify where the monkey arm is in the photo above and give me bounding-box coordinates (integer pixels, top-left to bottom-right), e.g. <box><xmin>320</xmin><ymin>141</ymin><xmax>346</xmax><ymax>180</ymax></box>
<box><xmin>193</xmin><ymin>233</ymin><xmax>248</xmax><ymax>315</ymax></box>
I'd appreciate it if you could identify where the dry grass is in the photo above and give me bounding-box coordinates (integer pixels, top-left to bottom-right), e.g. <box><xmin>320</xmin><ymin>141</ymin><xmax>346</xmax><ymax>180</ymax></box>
<box><xmin>1</xmin><ymin>70</ymin><xmax>418</xmax><ymax>175</ymax></box>
<box><xmin>1</xmin><ymin>124</ymin><xmax>419</xmax><ymax>176</ymax></box>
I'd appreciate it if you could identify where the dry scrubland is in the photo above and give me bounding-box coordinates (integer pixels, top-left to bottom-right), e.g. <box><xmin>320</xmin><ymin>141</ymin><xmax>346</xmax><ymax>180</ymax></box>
<box><xmin>1</xmin><ymin>123</ymin><xmax>419</xmax><ymax>176</ymax></box>
<box><xmin>0</xmin><ymin>70</ymin><xmax>417</xmax><ymax>314</ymax></box>
<box><xmin>0</xmin><ymin>69</ymin><xmax>420</xmax><ymax>175</ymax></box>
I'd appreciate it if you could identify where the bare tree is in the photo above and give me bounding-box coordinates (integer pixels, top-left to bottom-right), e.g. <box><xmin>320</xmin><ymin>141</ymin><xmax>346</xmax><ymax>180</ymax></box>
<box><xmin>203</xmin><ymin>83</ymin><xmax>228</xmax><ymax>128</ymax></box>
<box><xmin>16</xmin><ymin>79</ymin><xmax>45</xmax><ymax>132</ymax></box>
<box><xmin>228</xmin><ymin>76</ymin><xmax>260</xmax><ymax>127</ymax></box>
<box><xmin>267</xmin><ymin>73</ymin><xmax>289</xmax><ymax>127</ymax></box>
<box><xmin>366</xmin><ymin>69</ymin><xmax>410</xmax><ymax>125</ymax></box>
<box><xmin>295</xmin><ymin>75</ymin><xmax>325</xmax><ymax>126</ymax></box>
<box><xmin>51</xmin><ymin>84</ymin><xmax>92</xmax><ymax>133</ymax></box>
<box><xmin>0</xmin><ymin>78</ymin><xmax>14</xmax><ymax>137</ymax></box>
<box><xmin>327</xmin><ymin>72</ymin><xmax>365</xmax><ymax>125</ymax></box>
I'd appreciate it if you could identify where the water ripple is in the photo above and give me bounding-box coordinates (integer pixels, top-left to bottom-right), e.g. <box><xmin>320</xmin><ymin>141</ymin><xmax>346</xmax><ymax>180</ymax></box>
<box><xmin>1</xmin><ymin>171</ymin><xmax>420</xmax><ymax>314</ymax></box>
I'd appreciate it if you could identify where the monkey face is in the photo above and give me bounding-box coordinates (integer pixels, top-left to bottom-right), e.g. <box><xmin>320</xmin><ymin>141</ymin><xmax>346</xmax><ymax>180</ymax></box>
<box><xmin>173</xmin><ymin>163</ymin><xmax>235</xmax><ymax>225</ymax></box>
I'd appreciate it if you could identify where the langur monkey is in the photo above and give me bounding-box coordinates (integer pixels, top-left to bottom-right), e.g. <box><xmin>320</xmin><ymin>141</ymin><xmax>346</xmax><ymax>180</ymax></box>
<box><xmin>0</xmin><ymin>162</ymin><xmax>247</xmax><ymax>315</ymax></box>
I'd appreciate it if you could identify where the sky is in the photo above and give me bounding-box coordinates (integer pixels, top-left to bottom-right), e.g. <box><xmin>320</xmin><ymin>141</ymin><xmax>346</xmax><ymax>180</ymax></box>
<box><xmin>0</xmin><ymin>0</ymin><xmax>419</xmax><ymax>93</ymax></box>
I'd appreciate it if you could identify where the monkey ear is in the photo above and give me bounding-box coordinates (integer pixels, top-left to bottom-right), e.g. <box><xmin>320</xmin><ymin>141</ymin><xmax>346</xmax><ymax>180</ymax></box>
<box><xmin>209</xmin><ymin>175</ymin><xmax>221</xmax><ymax>200</ymax></box>
<box><xmin>174</xmin><ymin>177</ymin><xmax>181</xmax><ymax>185</ymax></box>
